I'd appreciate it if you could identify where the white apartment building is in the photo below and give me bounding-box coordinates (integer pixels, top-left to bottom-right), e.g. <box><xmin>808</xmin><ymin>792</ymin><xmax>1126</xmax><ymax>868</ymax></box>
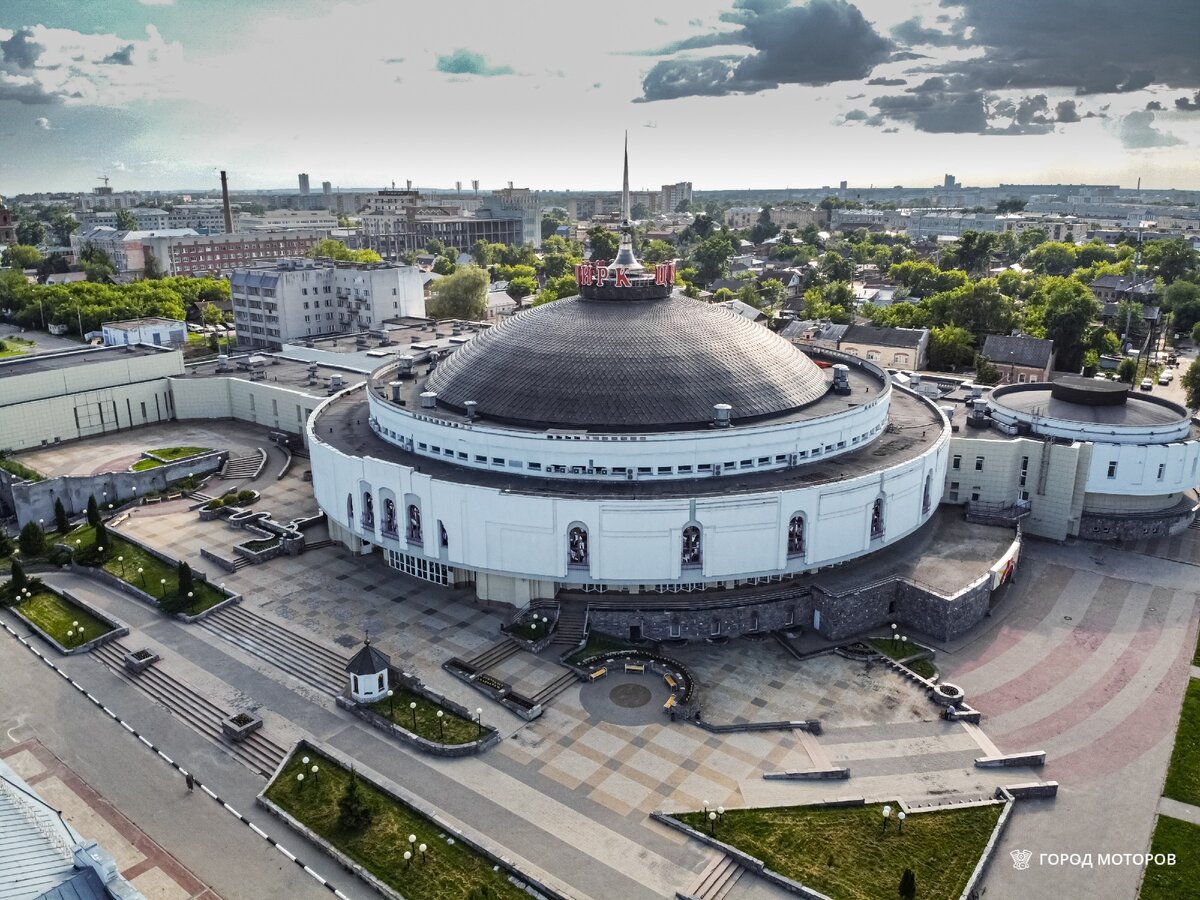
<box><xmin>79</xmin><ymin>208</ymin><xmax>170</xmax><ymax>231</ymax></box>
<box><xmin>236</xmin><ymin>209</ymin><xmax>338</xmax><ymax>233</ymax></box>
<box><xmin>167</xmin><ymin>204</ymin><xmax>228</xmax><ymax>234</ymax></box>
<box><xmin>661</xmin><ymin>181</ymin><xmax>693</xmax><ymax>213</ymax></box>
<box><xmin>230</xmin><ymin>258</ymin><xmax>425</xmax><ymax>350</ymax></box>
<box><xmin>101</xmin><ymin>317</ymin><xmax>188</xmax><ymax>348</ymax></box>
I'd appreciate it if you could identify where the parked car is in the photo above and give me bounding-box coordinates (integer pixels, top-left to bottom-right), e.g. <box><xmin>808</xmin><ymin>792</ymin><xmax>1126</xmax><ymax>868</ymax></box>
<box><xmin>1158</xmin><ymin>373</ymin><xmax>1171</xmax><ymax>386</ymax></box>
<box><xmin>1140</xmin><ymin>378</ymin><xmax>1153</xmax><ymax>391</ymax></box>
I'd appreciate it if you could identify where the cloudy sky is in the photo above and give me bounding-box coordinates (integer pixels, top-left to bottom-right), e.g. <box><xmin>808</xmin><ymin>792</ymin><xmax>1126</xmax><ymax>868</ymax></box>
<box><xmin>1</xmin><ymin>0</ymin><xmax>1198</xmax><ymax>194</ymax></box>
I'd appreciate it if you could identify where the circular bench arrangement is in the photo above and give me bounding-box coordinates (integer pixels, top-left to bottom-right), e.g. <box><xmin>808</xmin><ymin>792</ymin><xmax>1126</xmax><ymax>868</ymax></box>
<box><xmin>580</xmin><ymin>652</ymin><xmax>696</xmax><ymax>721</ymax></box>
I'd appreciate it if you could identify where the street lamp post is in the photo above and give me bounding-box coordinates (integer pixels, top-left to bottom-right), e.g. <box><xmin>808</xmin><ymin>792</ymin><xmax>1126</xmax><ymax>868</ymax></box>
<box><xmin>418</xmin><ymin>843</ymin><xmax>427</xmax><ymax>864</ymax></box>
<box><xmin>410</xmin><ymin>701</ymin><xmax>417</xmax><ymax>732</ymax></box>
<box><xmin>882</xmin><ymin>804</ymin><xmax>892</xmax><ymax>833</ymax></box>
<box><xmin>117</xmin><ymin>555</ymin><xmax>124</xmax><ymax>577</ymax></box>
<box><xmin>436</xmin><ymin>709</ymin><xmax>444</xmax><ymax>742</ymax></box>
<box><xmin>476</xmin><ymin>707</ymin><xmax>483</xmax><ymax>738</ymax></box>
<box><xmin>897</xmin><ymin>810</ymin><xmax>906</xmax><ymax>833</ymax></box>
<box><xmin>160</xmin><ymin>578</ymin><xmax>167</xmax><ymax>599</ymax></box>
<box><xmin>137</xmin><ymin>567</ymin><xmax>145</xmax><ymax>588</ymax></box>
<box><xmin>708</xmin><ymin>810</ymin><xmax>717</xmax><ymax>834</ymax></box>
<box><xmin>387</xmin><ymin>689</ymin><xmax>394</xmax><ymax>719</ymax></box>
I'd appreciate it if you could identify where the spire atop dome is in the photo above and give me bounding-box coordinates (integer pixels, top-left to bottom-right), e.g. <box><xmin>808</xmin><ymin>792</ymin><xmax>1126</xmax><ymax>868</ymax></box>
<box><xmin>622</xmin><ymin>130</ymin><xmax>630</xmax><ymax>224</ymax></box>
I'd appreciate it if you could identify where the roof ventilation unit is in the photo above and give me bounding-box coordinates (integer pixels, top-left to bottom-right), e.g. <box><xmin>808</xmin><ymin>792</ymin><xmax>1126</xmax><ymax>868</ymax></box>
<box><xmin>831</xmin><ymin>364</ymin><xmax>852</xmax><ymax>395</ymax></box>
<box><xmin>390</xmin><ymin>381</ymin><xmax>403</xmax><ymax>402</ymax></box>
<box><xmin>420</xmin><ymin>391</ymin><xmax>437</xmax><ymax>409</ymax></box>
<box><xmin>464</xmin><ymin>400</ymin><xmax>478</xmax><ymax>420</ymax></box>
<box><xmin>329</xmin><ymin>373</ymin><xmax>344</xmax><ymax>391</ymax></box>
<box><xmin>397</xmin><ymin>355</ymin><xmax>415</xmax><ymax>378</ymax></box>
<box><xmin>216</xmin><ymin>354</ymin><xmax>230</xmax><ymax>372</ymax></box>
<box><xmin>713</xmin><ymin>403</ymin><xmax>732</xmax><ymax>427</ymax></box>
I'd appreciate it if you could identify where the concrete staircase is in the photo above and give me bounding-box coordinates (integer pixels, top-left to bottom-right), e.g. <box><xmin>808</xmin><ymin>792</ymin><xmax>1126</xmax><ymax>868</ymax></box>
<box><xmin>465</xmin><ymin>637</ymin><xmax>521</xmax><ymax>672</ymax></box>
<box><xmin>548</xmin><ymin>602</ymin><xmax>587</xmax><ymax>650</ymax></box>
<box><xmin>530</xmin><ymin>670</ymin><xmax>581</xmax><ymax>705</ymax></box>
<box><xmin>221</xmin><ymin>451</ymin><xmax>263</xmax><ymax>480</ymax></box>
<box><xmin>685</xmin><ymin>853</ymin><xmax>743</xmax><ymax>900</ymax></box>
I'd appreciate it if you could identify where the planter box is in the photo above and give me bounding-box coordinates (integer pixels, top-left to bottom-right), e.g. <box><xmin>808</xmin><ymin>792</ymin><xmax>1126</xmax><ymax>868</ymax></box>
<box><xmin>123</xmin><ymin>648</ymin><xmax>160</xmax><ymax>673</ymax></box>
<box><xmin>221</xmin><ymin>712</ymin><xmax>263</xmax><ymax>741</ymax></box>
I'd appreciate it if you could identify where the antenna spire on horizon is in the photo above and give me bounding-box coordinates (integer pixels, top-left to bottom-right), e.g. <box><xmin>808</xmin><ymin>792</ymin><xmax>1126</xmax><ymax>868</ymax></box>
<box><xmin>622</xmin><ymin>131</ymin><xmax>630</xmax><ymax>223</ymax></box>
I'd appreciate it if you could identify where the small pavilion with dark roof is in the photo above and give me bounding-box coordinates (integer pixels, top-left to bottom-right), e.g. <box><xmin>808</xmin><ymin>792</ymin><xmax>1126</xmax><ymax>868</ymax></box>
<box><xmin>345</xmin><ymin>637</ymin><xmax>390</xmax><ymax>703</ymax></box>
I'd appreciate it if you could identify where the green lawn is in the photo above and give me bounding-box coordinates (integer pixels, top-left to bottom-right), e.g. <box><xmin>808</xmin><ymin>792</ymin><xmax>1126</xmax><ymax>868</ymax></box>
<box><xmin>1192</xmin><ymin>627</ymin><xmax>1199</xmax><ymax>667</ymax></box>
<box><xmin>869</xmin><ymin>638</ymin><xmax>937</xmax><ymax>679</ymax></box>
<box><xmin>0</xmin><ymin>337</ymin><xmax>35</xmax><ymax>359</ymax></box>
<box><xmin>0</xmin><ymin>457</ymin><xmax>45</xmax><ymax>482</ymax></box>
<box><xmin>16</xmin><ymin>589</ymin><xmax>112</xmax><ymax>648</ymax></box>
<box><xmin>1139</xmin><ymin>815</ymin><xmax>1200</xmax><ymax>899</ymax></box>
<box><xmin>131</xmin><ymin>458</ymin><xmax>163</xmax><ymax>471</ymax></box>
<box><xmin>70</xmin><ymin>524</ymin><xmax>225</xmax><ymax>615</ymax></box>
<box><xmin>1161</xmin><ymin>679</ymin><xmax>1200</xmax><ymax>807</ymax></box>
<box><xmin>242</xmin><ymin>536</ymin><xmax>280</xmax><ymax>552</ymax></box>
<box><xmin>265</xmin><ymin>750</ymin><xmax>526</xmax><ymax>900</ymax></box>
<box><xmin>564</xmin><ymin>630</ymin><xmax>643</xmax><ymax>665</ymax></box>
<box><xmin>672</xmin><ymin>802</ymin><xmax>1003</xmax><ymax>900</ymax></box>
<box><xmin>148</xmin><ymin>446</ymin><xmax>211</xmax><ymax>461</ymax></box>
<box><xmin>367</xmin><ymin>687</ymin><xmax>481</xmax><ymax>745</ymax></box>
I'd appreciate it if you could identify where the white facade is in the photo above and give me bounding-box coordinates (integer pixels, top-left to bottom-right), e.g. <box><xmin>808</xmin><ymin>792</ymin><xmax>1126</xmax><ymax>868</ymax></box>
<box><xmin>230</xmin><ymin>258</ymin><xmax>426</xmax><ymax>350</ymax></box>
<box><xmin>102</xmin><ymin>317</ymin><xmax>187</xmax><ymax>348</ymax></box>
<box><xmin>236</xmin><ymin>209</ymin><xmax>337</xmax><ymax>233</ymax></box>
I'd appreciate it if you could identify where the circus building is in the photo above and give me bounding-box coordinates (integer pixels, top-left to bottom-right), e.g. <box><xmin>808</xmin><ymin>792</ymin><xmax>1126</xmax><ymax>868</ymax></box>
<box><xmin>307</xmin><ymin>144</ymin><xmax>953</xmax><ymax>637</ymax></box>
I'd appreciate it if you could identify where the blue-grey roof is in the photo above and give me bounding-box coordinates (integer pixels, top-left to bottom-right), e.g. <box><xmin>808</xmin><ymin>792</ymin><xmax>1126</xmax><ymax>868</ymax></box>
<box><xmin>34</xmin><ymin>867</ymin><xmax>109</xmax><ymax>900</ymax></box>
<box><xmin>982</xmin><ymin>334</ymin><xmax>1054</xmax><ymax>369</ymax></box>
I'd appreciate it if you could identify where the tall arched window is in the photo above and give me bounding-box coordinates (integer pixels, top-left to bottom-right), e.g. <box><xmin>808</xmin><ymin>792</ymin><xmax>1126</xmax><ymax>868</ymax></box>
<box><xmin>407</xmin><ymin>504</ymin><xmax>423</xmax><ymax>544</ymax></box>
<box><xmin>439</xmin><ymin>522</ymin><xmax>448</xmax><ymax>548</ymax></box>
<box><xmin>346</xmin><ymin>493</ymin><xmax>354</xmax><ymax>524</ymax></box>
<box><xmin>682</xmin><ymin>525</ymin><xmax>702</xmax><ymax>568</ymax></box>
<box><xmin>362</xmin><ymin>492</ymin><xmax>374</xmax><ymax>529</ymax></box>
<box><xmin>922</xmin><ymin>473</ymin><xmax>932</xmax><ymax>514</ymax></box>
<box><xmin>870</xmin><ymin>497</ymin><xmax>885</xmax><ymax>539</ymax></box>
<box><xmin>568</xmin><ymin>526</ymin><xmax>589</xmax><ymax>568</ymax></box>
<box><xmin>382</xmin><ymin>498</ymin><xmax>397</xmax><ymax>536</ymax></box>
<box><xmin>787</xmin><ymin>514</ymin><xmax>806</xmax><ymax>557</ymax></box>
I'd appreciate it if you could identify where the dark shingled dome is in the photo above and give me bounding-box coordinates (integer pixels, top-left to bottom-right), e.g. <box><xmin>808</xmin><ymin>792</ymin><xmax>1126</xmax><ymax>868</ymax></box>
<box><xmin>424</xmin><ymin>293</ymin><xmax>830</xmax><ymax>430</ymax></box>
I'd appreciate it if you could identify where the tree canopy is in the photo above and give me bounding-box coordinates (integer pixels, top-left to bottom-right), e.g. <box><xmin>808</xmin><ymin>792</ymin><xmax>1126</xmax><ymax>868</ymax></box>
<box><xmin>306</xmin><ymin>239</ymin><xmax>383</xmax><ymax>264</ymax></box>
<box><xmin>426</xmin><ymin>266</ymin><xmax>489</xmax><ymax>320</ymax></box>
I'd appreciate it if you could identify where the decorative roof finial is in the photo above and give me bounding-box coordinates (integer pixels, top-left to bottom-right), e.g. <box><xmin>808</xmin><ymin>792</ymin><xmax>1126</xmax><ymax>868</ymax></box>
<box><xmin>622</xmin><ymin>130</ymin><xmax>630</xmax><ymax>224</ymax></box>
<box><xmin>364</xmin><ymin>627</ymin><xmax>370</xmax><ymax>647</ymax></box>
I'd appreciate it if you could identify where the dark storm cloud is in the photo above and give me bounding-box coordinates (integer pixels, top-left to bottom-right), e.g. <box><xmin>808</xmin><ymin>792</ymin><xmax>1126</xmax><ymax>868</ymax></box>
<box><xmin>890</xmin><ymin>17</ymin><xmax>963</xmax><ymax>48</ymax></box>
<box><xmin>638</xmin><ymin>0</ymin><xmax>891</xmax><ymax>101</ymax></box>
<box><xmin>1175</xmin><ymin>91</ymin><xmax>1200</xmax><ymax>111</ymax></box>
<box><xmin>870</xmin><ymin>83</ymin><xmax>1084</xmax><ymax>135</ymax></box>
<box><xmin>102</xmin><ymin>45</ymin><xmax>135</xmax><ymax>66</ymax></box>
<box><xmin>867</xmin><ymin>77</ymin><xmax>906</xmax><ymax>86</ymax></box>
<box><xmin>1055</xmin><ymin>99</ymin><xmax>1080</xmax><ymax>123</ymax></box>
<box><xmin>933</xmin><ymin>0</ymin><xmax>1199</xmax><ymax>95</ymax></box>
<box><xmin>0</xmin><ymin>79</ymin><xmax>59</xmax><ymax>104</ymax></box>
<box><xmin>0</xmin><ymin>28</ymin><xmax>43</xmax><ymax>69</ymax></box>
<box><xmin>1146</xmin><ymin>100</ymin><xmax>1164</xmax><ymax>111</ymax></box>
<box><xmin>843</xmin><ymin>108</ymin><xmax>868</xmax><ymax>120</ymax></box>
<box><xmin>435</xmin><ymin>49</ymin><xmax>513</xmax><ymax>77</ymax></box>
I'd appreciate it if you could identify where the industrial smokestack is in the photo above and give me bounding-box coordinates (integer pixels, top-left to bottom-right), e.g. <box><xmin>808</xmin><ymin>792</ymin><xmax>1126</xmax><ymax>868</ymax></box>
<box><xmin>220</xmin><ymin>170</ymin><xmax>233</xmax><ymax>233</ymax></box>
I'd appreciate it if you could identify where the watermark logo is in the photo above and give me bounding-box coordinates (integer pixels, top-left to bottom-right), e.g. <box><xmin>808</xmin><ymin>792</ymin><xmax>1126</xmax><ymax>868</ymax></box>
<box><xmin>1010</xmin><ymin>849</ymin><xmax>1033</xmax><ymax>871</ymax></box>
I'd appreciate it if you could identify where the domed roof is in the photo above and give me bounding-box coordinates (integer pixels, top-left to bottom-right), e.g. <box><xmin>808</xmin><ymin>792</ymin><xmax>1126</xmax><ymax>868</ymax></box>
<box><xmin>424</xmin><ymin>293</ymin><xmax>831</xmax><ymax>430</ymax></box>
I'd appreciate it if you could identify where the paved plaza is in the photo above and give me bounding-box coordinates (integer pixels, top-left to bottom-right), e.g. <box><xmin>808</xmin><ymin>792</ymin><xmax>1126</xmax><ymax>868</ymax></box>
<box><xmin>1</xmin><ymin>421</ymin><xmax>1198</xmax><ymax>899</ymax></box>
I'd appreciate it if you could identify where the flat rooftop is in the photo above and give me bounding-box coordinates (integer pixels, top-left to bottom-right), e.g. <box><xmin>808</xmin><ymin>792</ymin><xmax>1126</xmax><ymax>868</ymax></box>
<box><xmin>993</xmin><ymin>385</ymin><xmax>1186</xmax><ymax>427</ymax></box>
<box><xmin>0</xmin><ymin>343</ymin><xmax>170</xmax><ymax>378</ymax></box>
<box><xmin>312</xmin><ymin>383</ymin><xmax>944</xmax><ymax>500</ymax></box>
<box><xmin>181</xmin><ymin>352</ymin><xmax>367</xmax><ymax>396</ymax></box>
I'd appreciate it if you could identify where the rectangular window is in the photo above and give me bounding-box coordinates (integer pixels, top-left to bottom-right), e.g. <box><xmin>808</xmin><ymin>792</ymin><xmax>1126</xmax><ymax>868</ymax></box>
<box><xmin>657</xmin><ymin>466</ymin><xmax>672</xmax><ymax>475</ymax></box>
<box><xmin>475</xmin><ymin>454</ymin><xmax>485</xmax><ymax>463</ymax></box>
<box><xmin>638</xmin><ymin>467</ymin><xmax>652</xmax><ymax>475</ymax></box>
<box><xmin>1157</xmin><ymin>463</ymin><xmax>1165</xmax><ymax>481</ymax></box>
<box><xmin>740</xmin><ymin>460</ymin><xmax>753</xmax><ymax>468</ymax></box>
<box><xmin>1107</xmin><ymin>460</ymin><xmax>1117</xmax><ymax>478</ymax></box>
<box><xmin>491</xmin><ymin>457</ymin><xmax>504</xmax><ymax>466</ymax></box>
<box><xmin>775</xmin><ymin>454</ymin><xmax>787</xmax><ymax>463</ymax></box>
<box><xmin>971</xmin><ymin>490</ymin><xmax>980</xmax><ymax>501</ymax></box>
<box><xmin>678</xmin><ymin>465</ymin><xmax>692</xmax><ymax>473</ymax></box>
<box><xmin>528</xmin><ymin>462</ymin><xmax>541</xmax><ymax>471</ymax></box>
<box><xmin>757</xmin><ymin>456</ymin><xmax>770</xmax><ymax>465</ymax></box>
<box><xmin>952</xmin><ymin>455</ymin><xmax>961</xmax><ymax>470</ymax></box>
<box><xmin>723</xmin><ymin>461</ymin><xmax>735</xmax><ymax>469</ymax></box>
<box><xmin>698</xmin><ymin>464</ymin><xmax>712</xmax><ymax>472</ymax></box>
<box><xmin>974</xmin><ymin>457</ymin><xmax>984</xmax><ymax>471</ymax></box>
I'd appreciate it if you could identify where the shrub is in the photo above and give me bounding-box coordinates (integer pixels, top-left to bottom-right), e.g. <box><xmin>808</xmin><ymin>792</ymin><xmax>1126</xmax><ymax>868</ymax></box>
<box><xmin>337</xmin><ymin>767</ymin><xmax>373</xmax><ymax>831</ymax></box>
<box><xmin>205</xmin><ymin>497</ymin><xmax>224</xmax><ymax>510</ymax></box>
<box><xmin>54</xmin><ymin>498</ymin><xmax>70</xmax><ymax>535</ymax></box>
<box><xmin>18</xmin><ymin>521</ymin><xmax>45</xmax><ymax>556</ymax></box>
<box><xmin>178</xmin><ymin>560</ymin><xmax>194</xmax><ymax>596</ymax></box>
<box><xmin>86</xmin><ymin>495</ymin><xmax>100</xmax><ymax>527</ymax></box>
<box><xmin>899</xmin><ymin>867</ymin><xmax>916</xmax><ymax>900</ymax></box>
<box><xmin>236</xmin><ymin>490</ymin><xmax>256</xmax><ymax>504</ymax></box>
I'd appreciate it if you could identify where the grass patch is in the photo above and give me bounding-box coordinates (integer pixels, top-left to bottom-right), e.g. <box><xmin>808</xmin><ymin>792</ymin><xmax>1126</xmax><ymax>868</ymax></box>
<box><xmin>70</xmin><ymin>525</ymin><xmax>225</xmax><ymax>616</ymax></box>
<box><xmin>131</xmin><ymin>458</ymin><xmax>163</xmax><ymax>471</ymax></box>
<box><xmin>1193</xmin><ymin>627</ymin><xmax>1199</xmax><ymax>667</ymax></box>
<box><xmin>564</xmin><ymin>630</ymin><xmax>644</xmax><ymax>665</ymax></box>
<box><xmin>0</xmin><ymin>337</ymin><xmax>35</xmax><ymax>359</ymax></box>
<box><xmin>242</xmin><ymin>536</ymin><xmax>280</xmax><ymax>552</ymax></box>
<box><xmin>1161</xmin><ymin>679</ymin><xmax>1200</xmax><ymax>807</ymax></box>
<box><xmin>672</xmin><ymin>802</ymin><xmax>1002</xmax><ymax>900</ymax></box>
<box><xmin>1139</xmin><ymin>815</ymin><xmax>1200</xmax><ymax>899</ymax></box>
<box><xmin>16</xmin><ymin>589</ymin><xmax>112</xmax><ymax>648</ymax></box>
<box><xmin>0</xmin><ymin>457</ymin><xmax>45</xmax><ymax>482</ymax></box>
<box><xmin>367</xmin><ymin>687</ymin><xmax>480</xmax><ymax>745</ymax></box>
<box><xmin>869</xmin><ymin>638</ymin><xmax>936</xmax><ymax>678</ymax></box>
<box><xmin>149</xmin><ymin>446</ymin><xmax>211</xmax><ymax>461</ymax></box>
<box><xmin>506</xmin><ymin>615</ymin><xmax>553</xmax><ymax>641</ymax></box>
<box><xmin>265</xmin><ymin>750</ymin><xmax>525</xmax><ymax>900</ymax></box>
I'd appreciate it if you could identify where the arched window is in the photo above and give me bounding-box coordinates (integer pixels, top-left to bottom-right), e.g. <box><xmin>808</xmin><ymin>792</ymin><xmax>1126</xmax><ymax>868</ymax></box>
<box><xmin>346</xmin><ymin>494</ymin><xmax>354</xmax><ymax>523</ymax></box>
<box><xmin>682</xmin><ymin>525</ymin><xmax>702</xmax><ymax>568</ymax></box>
<box><xmin>362</xmin><ymin>492</ymin><xmax>374</xmax><ymax>529</ymax></box>
<box><xmin>922</xmin><ymin>473</ymin><xmax>932</xmax><ymax>514</ymax></box>
<box><xmin>787</xmin><ymin>514</ymin><xmax>806</xmax><ymax>558</ymax></box>
<box><xmin>871</xmin><ymin>497</ymin><xmax>885</xmax><ymax>539</ymax></box>
<box><xmin>568</xmin><ymin>526</ymin><xmax>589</xmax><ymax>568</ymax></box>
<box><xmin>407</xmin><ymin>504</ymin><xmax>423</xmax><ymax>544</ymax></box>
<box><xmin>382</xmin><ymin>498</ymin><xmax>397</xmax><ymax>536</ymax></box>
<box><xmin>439</xmin><ymin>522</ymin><xmax>448</xmax><ymax>548</ymax></box>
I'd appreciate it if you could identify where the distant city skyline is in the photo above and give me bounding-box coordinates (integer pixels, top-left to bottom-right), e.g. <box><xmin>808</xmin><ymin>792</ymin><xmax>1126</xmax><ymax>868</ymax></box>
<box><xmin>1</xmin><ymin>0</ymin><xmax>1198</xmax><ymax>194</ymax></box>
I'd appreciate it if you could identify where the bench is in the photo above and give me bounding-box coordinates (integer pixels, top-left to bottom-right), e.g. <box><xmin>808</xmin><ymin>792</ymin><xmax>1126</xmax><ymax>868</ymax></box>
<box><xmin>663</xmin><ymin>694</ymin><xmax>677</xmax><ymax>711</ymax></box>
<box><xmin>589</xmin><ymin>667</ymin><xmax>607</xmax><ymax>681</ymax></box>
<box><xmin>624</xmin><ymin>663</ymin><xmax>645</xmax><ymax>674</ymax></box>
<box><xmin>664</xmin><ymin>673</ymin><xmax>678</xmax><ymax>690</ymax></box>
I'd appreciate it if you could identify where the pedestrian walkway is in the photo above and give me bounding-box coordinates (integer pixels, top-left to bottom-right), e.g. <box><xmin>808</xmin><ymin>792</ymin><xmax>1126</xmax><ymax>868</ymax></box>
<box><xmin>1157</xmin><ymin>797</ymin><xmax>1200</xmax><ymax>827</ymax></box>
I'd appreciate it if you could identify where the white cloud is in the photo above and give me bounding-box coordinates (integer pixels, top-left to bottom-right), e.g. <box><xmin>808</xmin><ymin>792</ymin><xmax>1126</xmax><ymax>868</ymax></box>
<box><xmin>34</xmin><ymin>116</ymin><xmax>50</xmax><ymax>129</ymax></box>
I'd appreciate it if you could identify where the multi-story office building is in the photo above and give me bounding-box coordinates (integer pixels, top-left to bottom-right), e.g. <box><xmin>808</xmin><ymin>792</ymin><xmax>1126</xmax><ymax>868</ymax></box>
<box><xmin>167</xmin><ymin>204</ymin><xmax>229</xmax><ymax>234</ymax></box>
<box><xmin>79</xmin><ymin>208</ymin><xmax>170</xmax><ymax>231</ymax></box>
<box><xmin>229</xmin><ymin>258</ymin><xmax>425</xmax><ymax>350</ymax></box>
<box><xmin>477</xmin><ymin>187</ymin><xmax>542</xmax><ymax>248</ymax></box>
<box><xmin>660</xmin><ymin>181</ymin><xmax>692</xmax><ymax>213</ymax></box>
<box><xmin>71</xmin><ymin>227</ymin><xmax>326</xmax><ymax>278</ymax></box>
<box><xmin>235</xmin><ymin>209</ymin><xmax>337</xmax><ymax>233</ymax></box>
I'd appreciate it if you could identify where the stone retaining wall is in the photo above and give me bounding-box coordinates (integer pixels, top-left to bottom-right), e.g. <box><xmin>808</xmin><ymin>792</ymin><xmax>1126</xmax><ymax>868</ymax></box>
<box><xmin>4</xmin><ymin>451</ymin><xmax>226</xmax><ymax>526</ymax></box>
<box><xmin>1078</xmin><ymin>503</ymin><xmax>1198</xmax><ymax>541</ymax></box>
<box><xmin>335</xmin><ymin>696</ymin><xmax>500</xmax><ymax>756</ymax></box>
